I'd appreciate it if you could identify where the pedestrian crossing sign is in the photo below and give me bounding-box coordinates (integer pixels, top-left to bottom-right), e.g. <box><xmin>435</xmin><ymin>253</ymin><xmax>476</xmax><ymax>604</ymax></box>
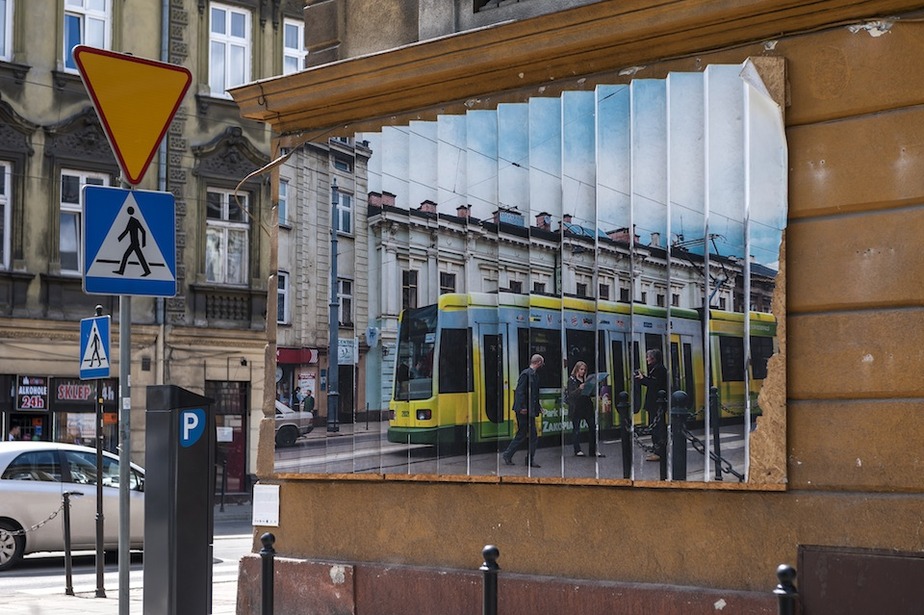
<box><xmin>83</xmin><ymin>185</ymin><xmax>177</xmax><ymax>297</ymax></box>
<box><xmin>80</xmin><ymin>315</ymin><xmax>111</xmax><ymax>380</ymax></box>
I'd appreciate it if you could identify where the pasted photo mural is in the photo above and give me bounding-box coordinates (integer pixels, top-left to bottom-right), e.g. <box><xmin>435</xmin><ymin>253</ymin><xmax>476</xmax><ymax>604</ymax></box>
<box><xmin>273</xmin><ymin>60</ymin><xmax>787</xmax><ymax>483</ymax></box>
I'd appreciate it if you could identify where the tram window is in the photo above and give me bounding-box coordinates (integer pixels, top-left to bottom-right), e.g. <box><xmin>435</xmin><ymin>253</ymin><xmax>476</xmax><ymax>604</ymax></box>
<box><xmin>670</xmin><ymin>342</ymin><xmax>681</xmax><ymax>392</ymax></box>
<box><xmin>597</xmin><ymin>331</ymin><xmax>606</xmax><ymax>375</ymax></box>
<box><xmin>518</xmin><ymin>328</ymin><xmax>530</xmax><ymax>372</ymax></box>
<box><xmin>645</xmin><ymin>333</ymin><xmax>663</xmax><ymax>354</ymax></box>
<box><xmin>529</xmin><ymin>327</ymin><xmax>562</xmax><ymax>389</ymax></box>
<box><xmin>611</xmin><ymin>340</ymin><xmax>625</xmax><ymax>394</ymax></box>
<box><xmin>439</xmin><ymin>328</ymin><xmax>472</xmax><ymax>394</ymax></box>
<box><xmin>750</xmin><ymin>336</ymin><xmax>774</xmax><ymax>380</ymax></box>
<box><xmin>719</xmin><ymin>336</ymin><xmax>746</xmax><ymax>382</ymax></box>
<box><xmin>566</xmin><ymin>329</ymin><xmax>596</xmax><ymax>373</ymax></box>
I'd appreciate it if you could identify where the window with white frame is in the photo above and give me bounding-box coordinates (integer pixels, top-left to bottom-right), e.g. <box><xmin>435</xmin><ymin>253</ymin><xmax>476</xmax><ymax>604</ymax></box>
<box><xmin>278</xmin><ymin>178</ymin><xmax>289</xmax><ymax>225</ymax></box>
<box><xmin>338</xmin><ymin>279</ymin><xmax>353</xmax><ymax>326</ymax></box>
<box><xmin>209</xmin><ymin>2</ymin><xmax>251</xmax><ymax>97</ymax></box>
<box><xmin>205</xmin><ymin>188</ymin><xmax>249</xmax><ymax>285</ymax></box>
<box><xmin>282</xmin><ymin>18</ymin><xmax>306</xmax><ymax>75</ymax></box>
<box><xmin>64</xmin><ymin>0</ymin><xmax>111</xmax><ymax>71</ymax></box>
<box><xmin>333</xmin><ymin>156</ymin><xmax>352</xmax><ymax>172</ymax></box>
<box><xmin>277</xmin><ymin>271</ymin><xmax>289</xmax><ymax>324</ymax></box>
<box><xmin>0</xmin><ymin>0</ymin><xmax>13</xmax><ymax>61</ymax></box>
<box><xmin>0</xmin><ymin>161</ymin><xmax>10</xmax><ymax>269</ymax></box>
<box><xmin>336</xmin><ymin>192</ymin><xmax>353</xmax><ymax>234</ymax></box>
<box><xmin>60</xmin><ymin>169</ymin><xmax>108</xmax><ymax>274</ymax></box>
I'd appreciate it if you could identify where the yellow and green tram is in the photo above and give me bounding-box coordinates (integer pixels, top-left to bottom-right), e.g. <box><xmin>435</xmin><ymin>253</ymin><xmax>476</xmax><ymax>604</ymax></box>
<box><xmin>387</xmin><ymin>292</ymin><xmax>777</xmax><ymax>446</ymax></box>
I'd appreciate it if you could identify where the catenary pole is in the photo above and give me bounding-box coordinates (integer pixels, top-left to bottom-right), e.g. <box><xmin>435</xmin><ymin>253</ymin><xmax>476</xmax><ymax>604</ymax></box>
<box><xmin>327</xmin><ymin>180</ymin><xmax>340</xmax><ymax>432</ymax></box>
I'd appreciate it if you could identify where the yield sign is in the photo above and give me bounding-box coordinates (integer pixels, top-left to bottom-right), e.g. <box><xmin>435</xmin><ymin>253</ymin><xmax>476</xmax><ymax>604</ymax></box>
<box><xmin>73</xmin><ymin>45</ymin><xmax>192</xmax><ymax>185</ymax></box>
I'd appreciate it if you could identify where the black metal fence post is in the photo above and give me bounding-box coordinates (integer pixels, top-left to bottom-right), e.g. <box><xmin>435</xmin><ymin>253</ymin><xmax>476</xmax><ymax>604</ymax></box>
<box><xmin>617</xmin><ymin>391</ymin><xmax>631</xmax><ymax>478</ymax></box>
<box><xmin>709</xmin><ymin>386</ymin><xmax>722</xmax><ymax>480</ymax></box>
<box><xmin>656</xmin><ymin>390</ymin><xmax>668</xmax><ymax>480</ymax></box>
<box><xmin>670</xmin><ymin>390</ymin><xmax>690</xmax><ymax>481</ymax></box>
<box><xmin>62</xmin><ymin>491</ymin><xmax>81</xmax><ymax>596</ymax></box>
<box><xmin>260</xmin><ymin>532</ymin><xmax>276</xmax><ymax>615</ymax></box>
<box><xmin>774</xmin><ymin>564</ymin><xmax>798</xmax><ymax>615</ymax></box>
<box><xmin>480</xmin><ymin>545</ymin><xmax>500</xmax><ymax>615</ymax></box>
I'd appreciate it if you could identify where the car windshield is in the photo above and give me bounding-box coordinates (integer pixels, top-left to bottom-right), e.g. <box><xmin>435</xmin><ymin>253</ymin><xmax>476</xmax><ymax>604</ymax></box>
<box><xmin>64</xmin><ymin>451</ymin><xmax>143</xmax><ymax>491</ymax></box>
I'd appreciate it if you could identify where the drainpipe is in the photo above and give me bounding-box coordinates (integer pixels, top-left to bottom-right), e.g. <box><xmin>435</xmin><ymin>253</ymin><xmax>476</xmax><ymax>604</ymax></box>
<box><xmin>155</xmin><ymin>0</ymin><xmax>170</xmax><ymax>385</ymax></box>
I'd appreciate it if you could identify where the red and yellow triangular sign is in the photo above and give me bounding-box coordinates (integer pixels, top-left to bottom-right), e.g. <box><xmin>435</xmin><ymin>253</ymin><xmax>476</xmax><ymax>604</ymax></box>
<box><xmin>73</xmin><ymin>46</ymin><xmax>192</xmax><ymax>185</ymax></box>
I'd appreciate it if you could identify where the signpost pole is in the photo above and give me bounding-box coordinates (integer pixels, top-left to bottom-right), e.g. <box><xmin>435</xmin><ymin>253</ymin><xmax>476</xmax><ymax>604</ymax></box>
<box><xmin>118</xmin><ymin>293</ymin><xmax>131</xmax><ymax>615</ymax></box>
<box><xmin>94</xmin><ymin>304</ymin><xmax>106</xmax><ymax>599</ymax></box>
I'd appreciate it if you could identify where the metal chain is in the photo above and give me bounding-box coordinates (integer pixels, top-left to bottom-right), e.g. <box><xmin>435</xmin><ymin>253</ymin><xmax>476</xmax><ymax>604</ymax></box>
<box><xmin>632</xmin><ymin>424</ymin><xmax>657</xmax><ymax>453</ymax></box>
<box><xmin>630</xmin><ymin>409</ymin><xmax>745</xmax><ymax>482</ymax></box>
<box><xmin>4</xmin><ymin>502</ymin><xmax>65</xmax><ymax>537</ymax></box>
<box><xmin>683</xmin><ymin>427</ymin><xmax>745</xmax><ymax>482</ymax></box>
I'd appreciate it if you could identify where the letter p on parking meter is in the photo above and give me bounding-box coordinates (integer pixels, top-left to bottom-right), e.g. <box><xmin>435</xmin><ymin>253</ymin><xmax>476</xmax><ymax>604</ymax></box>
<box><xmin>180</xmin><ymin>409</ymin><xmax>205</xmax><ymax>447</ymax></box>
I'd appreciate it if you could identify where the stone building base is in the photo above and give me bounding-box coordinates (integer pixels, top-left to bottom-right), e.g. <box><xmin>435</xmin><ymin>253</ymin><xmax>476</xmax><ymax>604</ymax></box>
<box><xmin>236</xmin><ymin>555</ymin><xmax>774</xmax><ymax>615</ymax></box>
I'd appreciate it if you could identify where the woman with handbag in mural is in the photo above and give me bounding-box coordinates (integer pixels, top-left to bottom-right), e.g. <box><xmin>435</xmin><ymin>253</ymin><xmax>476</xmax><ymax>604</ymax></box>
<box><xmin>567</xmin><ymin>361</ymin><xmax>604</xmax><ymax>458</ymax></box>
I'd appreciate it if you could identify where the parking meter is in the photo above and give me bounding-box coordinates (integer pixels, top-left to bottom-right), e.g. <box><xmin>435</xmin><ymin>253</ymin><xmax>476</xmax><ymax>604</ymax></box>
<box><xmin>144</xmin><ymin>385</ymin><xmax>214</xmax><ymax>615</ymax></box>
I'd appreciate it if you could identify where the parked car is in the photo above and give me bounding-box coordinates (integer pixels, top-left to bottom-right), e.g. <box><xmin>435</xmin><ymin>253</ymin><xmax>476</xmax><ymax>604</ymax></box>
<box><xmin>0</xmin><ymin>441</ymin><xmax>144</xmax><ymax>571</ymax></box>
<box><xmin>275</xmin><ymin>399</ymin><xmax>314</xmax><ymax>447</ymax></box>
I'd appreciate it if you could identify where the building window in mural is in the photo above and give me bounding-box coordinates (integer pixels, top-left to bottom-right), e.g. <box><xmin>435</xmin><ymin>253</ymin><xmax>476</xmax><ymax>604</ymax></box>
<box><xmin>275</xmin><ymin>60</ymin><xmax>787</xmax><ymax>484</ymax></box>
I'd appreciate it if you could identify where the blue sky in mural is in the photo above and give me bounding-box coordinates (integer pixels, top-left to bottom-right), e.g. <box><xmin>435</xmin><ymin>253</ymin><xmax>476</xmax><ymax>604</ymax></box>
<box><xmin>362</xmin><ymin>61</ymin><xmax>786</xmax><ymax>270</ymax></box>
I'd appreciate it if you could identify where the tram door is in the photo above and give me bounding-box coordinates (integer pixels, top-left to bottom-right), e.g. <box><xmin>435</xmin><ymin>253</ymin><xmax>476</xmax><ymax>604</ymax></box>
<box><xmin>476</xmin><ymin>323</ymin><xmax>510</xmax><ymax>441</ymax></box>
<box><xmin>669</xmin><ymin>335</ymin><xmax>697</xmax><ymax>410</ymax></box>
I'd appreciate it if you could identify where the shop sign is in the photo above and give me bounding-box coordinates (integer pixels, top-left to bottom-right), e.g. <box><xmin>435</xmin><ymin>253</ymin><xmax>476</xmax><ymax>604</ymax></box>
<box><xmin>338</xmin><ymin>338</ymin><xmax>357</xmax><ymax>365</ymax></box>
<box><xmin>52</xmin><ymin>378</ymin><xmax>117</xmax><ymax>410</ymax></box>
<box><xmin>16</xmin><ymin>376</ymin><xmax>49</xmax><ymax>411</ymax></box>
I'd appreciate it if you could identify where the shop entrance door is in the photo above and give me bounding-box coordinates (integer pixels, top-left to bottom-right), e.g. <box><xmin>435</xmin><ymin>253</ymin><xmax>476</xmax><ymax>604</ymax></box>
<box><xmin>205</xmin><ymin>381</ymin><xmax>249</xmax><ymax>495</ymax></box>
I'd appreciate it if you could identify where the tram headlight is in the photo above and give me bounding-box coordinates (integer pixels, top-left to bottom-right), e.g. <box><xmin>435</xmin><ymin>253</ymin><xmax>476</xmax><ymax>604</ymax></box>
<box><xmin>416</xmin><ymin>409</ymin><xmax>432</xmax><ymax>421</ymax></box>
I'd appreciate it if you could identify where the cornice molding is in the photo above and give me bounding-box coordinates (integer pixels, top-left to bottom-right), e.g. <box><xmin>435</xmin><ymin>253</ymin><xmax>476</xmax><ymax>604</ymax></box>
<box><xmin>231</xmin><ymin>0</ymin><xmax>922</xmax><ymax>136</ymax></box>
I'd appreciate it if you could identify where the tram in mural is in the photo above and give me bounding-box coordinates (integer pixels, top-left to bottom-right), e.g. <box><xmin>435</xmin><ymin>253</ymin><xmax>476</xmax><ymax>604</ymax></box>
<box><xmin>388</xmin><ymin>292</ymin><xmax>777</xmax><ymax>446</ymax></box>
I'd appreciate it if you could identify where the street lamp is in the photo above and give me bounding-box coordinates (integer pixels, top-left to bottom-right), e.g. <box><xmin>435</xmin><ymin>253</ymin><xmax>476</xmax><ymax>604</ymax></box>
<box><xmin>327</xmin><ymin>179</ymin><xmax>340</xmax><ymax>432</ymax></box>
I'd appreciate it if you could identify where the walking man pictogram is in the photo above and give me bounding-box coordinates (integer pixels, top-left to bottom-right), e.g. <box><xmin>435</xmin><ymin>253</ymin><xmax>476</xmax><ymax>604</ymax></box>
<box><xmin>88</xmin><ymin>330</ymin><xmax>103</xmax><ymax>367</ymax></box>
<box><xmin>113</xmin><ymin>206</ymin><xmax>151</xmax><ymax>277</ymax></box>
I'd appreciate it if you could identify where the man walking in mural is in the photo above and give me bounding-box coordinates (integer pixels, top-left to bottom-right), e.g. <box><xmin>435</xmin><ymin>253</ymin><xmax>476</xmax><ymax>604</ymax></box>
<box><xmin>502</xmin><ymin>354</ymin><xmax>545</xmax><ymax>469</ymax></box>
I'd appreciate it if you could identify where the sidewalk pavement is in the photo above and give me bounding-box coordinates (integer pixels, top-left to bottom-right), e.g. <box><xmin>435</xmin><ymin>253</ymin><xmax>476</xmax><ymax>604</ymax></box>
<box><xmin>3</xmin><ymin>503</ymin><xmax>253</xmax><ymax>615</ymax></box>
<box><xmin>3</xmin><ymin>579</ymin><xmax>240</xmax><ymax>615</ymax></box>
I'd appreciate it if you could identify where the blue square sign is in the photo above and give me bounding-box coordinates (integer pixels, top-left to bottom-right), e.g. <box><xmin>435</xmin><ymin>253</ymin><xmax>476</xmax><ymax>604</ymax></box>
<box><xmin>83</xmin><ymin>185</ymin><xmax>176</xmax><ymax>297</ymax></box>
<box><xmin>80</xmin><ymin>315</ymin><xmax>111</xmax><ymax>379</ymax></box>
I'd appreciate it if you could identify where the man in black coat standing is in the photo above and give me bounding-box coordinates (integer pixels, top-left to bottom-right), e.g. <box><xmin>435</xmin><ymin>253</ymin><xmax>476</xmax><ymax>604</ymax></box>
<box><xmin>635</xmin><ymin>348</ymin><xmax>668</xmax><ymax>462</ymax></box>
<box><xmin>502</xmin><ymin>354</ymin><xmax>545</xmax><ymax>468</ymax></box>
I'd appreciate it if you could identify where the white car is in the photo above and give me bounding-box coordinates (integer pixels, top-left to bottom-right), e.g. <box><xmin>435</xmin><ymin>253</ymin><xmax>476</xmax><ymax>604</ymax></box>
<box><xmin>274</xmin><ymin>399</ymin><xmax>314</xmax><ymax>447</ymax></box>
<box><xmin>0</xmin><ymin>441</ymin><xmax>144</xmax><ymax>571</ymax></box>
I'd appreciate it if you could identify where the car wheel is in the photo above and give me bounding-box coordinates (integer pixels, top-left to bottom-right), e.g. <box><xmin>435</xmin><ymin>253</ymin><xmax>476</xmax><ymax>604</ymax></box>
<box><xmin>276</xmin><ymin>426</ymin><xmax>298</xmax><ymax>448</ymax></box>
<box><xmin>0</xmin><ymin>520</ymin><xmax>25</xmax><ymax>572</ymax></box>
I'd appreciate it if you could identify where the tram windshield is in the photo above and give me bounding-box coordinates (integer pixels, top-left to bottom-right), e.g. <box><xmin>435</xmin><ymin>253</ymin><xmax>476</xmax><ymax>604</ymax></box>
<box><xmin>394</xmin><ymin>304</ymin><xmax>437</xmax><ymax>401</ymax></box>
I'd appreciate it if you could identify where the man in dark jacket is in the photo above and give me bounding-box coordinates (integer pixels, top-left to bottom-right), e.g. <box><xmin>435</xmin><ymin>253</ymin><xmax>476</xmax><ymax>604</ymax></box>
<box><xmin>502</xmin><ymin>354</ymin><xmax>544</xmax><ymax>468</ymax></box>
<box><xmin>635</xmin><ymin>348</ymin><xmax>668</xmax><ymax>461</ymax></box>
